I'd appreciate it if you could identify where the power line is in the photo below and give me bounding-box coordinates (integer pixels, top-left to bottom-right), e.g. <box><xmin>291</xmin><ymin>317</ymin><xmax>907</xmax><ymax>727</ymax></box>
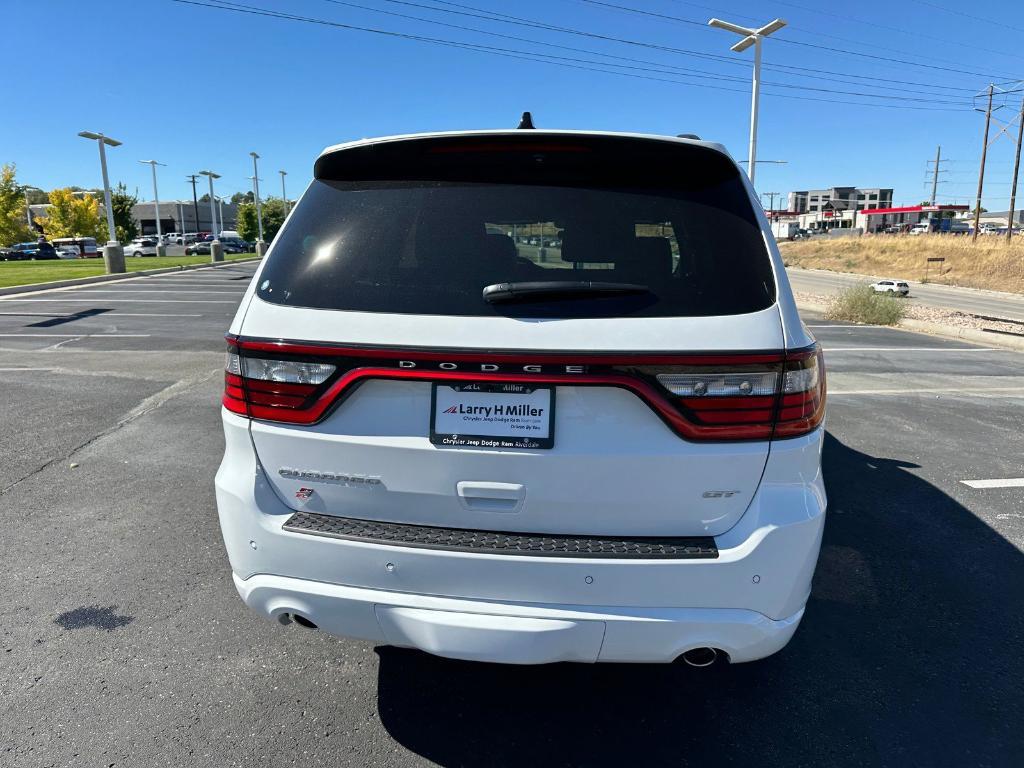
<box><xmin>578</xmin><ymin>0</ymin><xmax>1020</xmax><ymax>80</ymax></box>
<box><xmin>906</xmin><ymin>0</ymin><xmax>1024</xmax><ymax>36</ymax></box>
<box><xmin>173</xmin><ymin>0</ymin><xmax>972</xmax><ymax>110</ymax></box>
<box><xmin>375</xmin><ymin>0</ymin><xmax>979</xmax><ymax>94</ymax></box>
<box><xmin>687</xmin><ymin>0</ymin><xmax>1024</xmax><ymax>62</ymax></box>
<box><xmin>320</xmin><ymin>0</ymin><xmax>970</xmax><ymax>105</ymax></box>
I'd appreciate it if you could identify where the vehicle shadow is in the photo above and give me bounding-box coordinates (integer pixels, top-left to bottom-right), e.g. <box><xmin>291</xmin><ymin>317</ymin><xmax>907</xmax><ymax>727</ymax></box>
<box><xmin>374</xmin><ymin>432</ymin><xmax>1024</xmax><ymax>767</ymax></box>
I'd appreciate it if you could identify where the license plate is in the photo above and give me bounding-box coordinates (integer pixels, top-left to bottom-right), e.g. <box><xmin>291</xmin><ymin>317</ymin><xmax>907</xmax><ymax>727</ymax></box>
<box><xmin>430</xmin><ymin>383</ymin><xmax>555</xmax><ymax>449</ymax></box>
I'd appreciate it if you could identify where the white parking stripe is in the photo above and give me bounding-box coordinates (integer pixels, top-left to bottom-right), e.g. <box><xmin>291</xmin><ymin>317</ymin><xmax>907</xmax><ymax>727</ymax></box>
<box><xmin>824</xmin><ymin>347</ymin><xmax>1000</xmax><ymax>353</ymax></box>
<box><xmin>0</xmin><ymin>312</ymin><xmax>203</xmax><ymax>317</ymax></box>
<box><xmin>0</xmin><ymin>298</ymin><xmax>235</xmax><ymax>304</ymax></box>
<box><xmin>0</xmin><ymin>333</ymin><xmax>152</xmax><ymax>337</ymax></box>
<box><xmin>830</xmin><ymin>387</ymin><xmax>1024</xmax><ymax>395</ymax></box>
<box><xmin>68</xmin><ymin>289</ymin><xmax>243</xmax><ymax>295</ymax></box>
<box><xmin>960</xmin><ymin>478</ymin><xmax>1024</xmax><ymax>489</ymax></box>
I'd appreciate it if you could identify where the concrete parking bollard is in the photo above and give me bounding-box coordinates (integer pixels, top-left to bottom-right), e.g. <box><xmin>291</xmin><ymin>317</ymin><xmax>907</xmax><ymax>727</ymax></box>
<box><xmin>256</xmin><ymin>240</ymin><xmax>269</xmax><ymax>258</ymax></box>
<box><xmin>210</xmin><ymin>240</ymin><xmax>224</xmax><ymax>263</ymax></box>
<box><xmin>156</xmin><ymin>244</ymin><xmax>167</xmax><ymax>258</ymax></box>
<box><xmin>103</xmin><ymin>243</ymin><xmax>125</xmax><ymax>274</ymax></box>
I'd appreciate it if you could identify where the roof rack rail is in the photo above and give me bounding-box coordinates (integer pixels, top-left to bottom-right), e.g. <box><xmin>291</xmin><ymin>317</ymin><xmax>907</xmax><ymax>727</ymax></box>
<box><xmin>676</xmin><ymin>133</ymin><xmax>701</xmax><ymax>140</ymax></box>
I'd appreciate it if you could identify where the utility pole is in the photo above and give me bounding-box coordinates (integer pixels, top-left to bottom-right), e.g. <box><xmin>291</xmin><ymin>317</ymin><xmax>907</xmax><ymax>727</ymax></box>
<box><xmin>186</xmin><ymin>174</ymin><xmax>200</xmax><ymax>234</ymax></box>
<box><xmin>279</xmin><ymin>170</ymin><xmax>288</xmax><ymax>215</ymax></box>
<box><xmin>708</xmin><ymin>17</ymin><xmax>787</xmax><ymax>187</ymax></box>
<box><xmin>763</xmin><ymin>191</ymin><xmax>780</xmax><ymax>214</ymax></box>
<box><xmin>926</xmin><ymin>145</ymin><xmax>947</xmax><ymax>206</ymax></box>
<box><xmin>973</xmin><ymin>84</ymin><xmax>995</xmax><ymax>243</ymax></box>
<box><xmin>1006</xmin><ymin>95</ymin><xmax>1024</xmax><ymax>243</ymax></box>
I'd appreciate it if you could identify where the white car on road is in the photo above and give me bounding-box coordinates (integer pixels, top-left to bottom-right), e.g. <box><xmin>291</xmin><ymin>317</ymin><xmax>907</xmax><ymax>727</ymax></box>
<box><xmin>216</xmin><ymin>128</ymin><xmax>827</xmax><ymax>666</ymax></box>
<box><xmin>55</xmin><ymin>245</ymin><xmax>80</xmax><ymax>259</ymax></box>
<box><xmin>871</xmin><ymin>279</ymin><xmax>910</xmax><ymax>296</ymax></box>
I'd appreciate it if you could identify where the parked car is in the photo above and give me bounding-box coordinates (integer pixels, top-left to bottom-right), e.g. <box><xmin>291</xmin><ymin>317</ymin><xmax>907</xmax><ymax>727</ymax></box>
<box><xmin>126</xmin><ymin>238</ymin><xmax>159</xmax><ymax>257</ymax></box>
<box><xmin>55</xmin><ymin>245</ymin><xmax>81</xmax><ymax>259</ymax></box>
<box><xmin>4</xmin><ymin>241</ymin><xmax>58</xmax><ymax>260</ymax></box>
<box><xmin>909</xmin><ymin>223</ymin><xmax>931</xmax><ymax>235</ymax></box>
<box><xmin>185</xmin><ymin>240</ymin><xmax>212</xmax><ymax>255</ymax></box>
<box><xmin>215</xmin><ymin>128</ymin><xmax>828</xmax><ymax>666</ymax></box>
<box><xmin>871</xmin><ymin>279</ymin><xmax>909</xmax><ymax>296</ymax></box>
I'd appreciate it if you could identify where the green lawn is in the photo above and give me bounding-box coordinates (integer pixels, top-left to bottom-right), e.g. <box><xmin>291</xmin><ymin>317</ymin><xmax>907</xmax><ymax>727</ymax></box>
<box><xmin>0</xmin><ymin>253</ymin><xmax>257</xmax><ymax>289</ymax></box>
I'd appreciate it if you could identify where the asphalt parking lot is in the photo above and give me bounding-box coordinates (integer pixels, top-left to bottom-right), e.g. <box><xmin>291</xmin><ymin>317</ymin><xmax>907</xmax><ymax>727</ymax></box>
<box><xmin>1</xmin><ymin>264</ymin><xmax>1022</xmax><ymax>767</ymax></box>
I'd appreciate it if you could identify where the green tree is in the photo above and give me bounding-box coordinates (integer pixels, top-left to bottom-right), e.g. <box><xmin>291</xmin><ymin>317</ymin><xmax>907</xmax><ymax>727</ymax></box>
<box><xmin>230</xmin><ymin>191</ymin><xmax>254</xmax><ymax>205</ymax></box>
<box><xmin>37</xmin><ymin>188</ymin><xmax>105</xmax><ymax>240</ymax></box>
<box><xmin>39</xmin><ymin>189</ymin><xmax>103</xmax><ymax>239</ymax></box>
<box><xmin>237</xmin><ymin>196</ymin><xmax>288</xmax><ymax>243</ymax></box>
<box><xmin>108</xmin><ymin>182</ymin><xmax>138</xmax><ymax>243</ymax></box>
<box><xmin>0</xmin><ymin>164</ymin><xmax>34</xmax><ymax>246</ymax></box>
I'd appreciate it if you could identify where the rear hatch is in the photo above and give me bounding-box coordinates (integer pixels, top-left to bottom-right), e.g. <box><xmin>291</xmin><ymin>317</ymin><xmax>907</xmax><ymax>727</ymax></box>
<box><xmin>229</xmin><ymin>133</ymin><xmax>813</xmax><ymax>537</ymax></box>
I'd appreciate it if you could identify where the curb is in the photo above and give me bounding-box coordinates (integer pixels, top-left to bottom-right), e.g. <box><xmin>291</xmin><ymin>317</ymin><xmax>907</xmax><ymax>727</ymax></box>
<box><xmin>0</xmin><ymin>257</ymin><xmax>261</xmax><ymax>297</ymax></box>
<box><xmin>796</xmin><ymin>300</ymin><xmax>1024</xmax><ymax>352</ymax></box>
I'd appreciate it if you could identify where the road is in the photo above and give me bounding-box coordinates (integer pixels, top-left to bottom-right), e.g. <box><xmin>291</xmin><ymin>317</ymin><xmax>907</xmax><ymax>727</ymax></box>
<box><xmin>787</xmin><ymin>266</ymin><xmax>1024</xmax><ymax>321</ymax></box>
<box><xmin>1</xmin><ymin>265</ymin><xmax>1022</xmax><ymax>767</ymax></box>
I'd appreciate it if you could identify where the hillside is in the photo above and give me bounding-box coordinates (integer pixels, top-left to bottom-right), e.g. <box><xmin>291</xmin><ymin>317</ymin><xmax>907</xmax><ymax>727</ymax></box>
<box><xmin>779</xmin><ymin>234</ymin><xmax>1024</xmax><ymax>295</ymax></box>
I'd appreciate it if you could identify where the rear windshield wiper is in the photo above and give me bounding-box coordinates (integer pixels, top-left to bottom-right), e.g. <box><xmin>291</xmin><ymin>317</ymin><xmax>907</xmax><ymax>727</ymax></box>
<box><xmin>482</xmin><ymin>281</ymin><xmax>651</xmax><ymax>304</ymax></box>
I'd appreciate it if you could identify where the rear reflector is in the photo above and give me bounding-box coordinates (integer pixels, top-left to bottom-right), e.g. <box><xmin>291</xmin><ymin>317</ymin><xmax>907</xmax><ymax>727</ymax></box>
<box><xmin>223</xmin><ymin>336</ymin><xmax>825</xmax><ymax>441</ymax></box>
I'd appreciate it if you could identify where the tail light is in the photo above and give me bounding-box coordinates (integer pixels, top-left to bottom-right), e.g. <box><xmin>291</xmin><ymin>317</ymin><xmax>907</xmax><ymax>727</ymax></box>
<box><xmin>223</xmin><ymin>336</ymin><xmax>825</xmax><ymax>441</ymax></box>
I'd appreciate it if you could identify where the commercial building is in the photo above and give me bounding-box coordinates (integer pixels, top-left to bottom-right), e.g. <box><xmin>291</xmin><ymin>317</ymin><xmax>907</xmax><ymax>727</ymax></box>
<box><xmin>787</xmin><ymin>187</ymin><xmax>894</xmax><ymax>215</ymax></box>
<box><xmin>857</xmin><ymin>204</ymin><xmax>969</xmax><ymax>233</ymax></box>
<box><xmin>133</xmin><ymin>200</ymin><xmax>237</xmax><ymax>235</ymax></box>
<box><xmin>27</xmin><ymin>200</ymin><xmax>238</xmax><ymax>237</ymax></box>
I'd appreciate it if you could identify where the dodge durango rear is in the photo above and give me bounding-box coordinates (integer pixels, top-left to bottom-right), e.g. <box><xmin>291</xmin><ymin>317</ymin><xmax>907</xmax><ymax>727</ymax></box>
<box><xmin>215</xmin><ymin>128</ymin><xmax>827</xmax><ymax>665</ymax></box>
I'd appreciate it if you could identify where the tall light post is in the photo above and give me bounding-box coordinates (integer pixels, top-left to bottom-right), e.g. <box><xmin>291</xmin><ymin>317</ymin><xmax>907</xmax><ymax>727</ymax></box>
<box><xmin>707</xmin><ymin>17</ymin><xmax>787</xmax><ymax>187</ymax></box>
<box><xmin>139</xmin><ymin>159</ymin><xmax>167</xmax><ymax>256</ymax></box>
<box><xmin>78</xmin><ymin>130</ymin><xmax>124</xmax><ymax>273</ymax></box>
<box><xmin>279</xmin><ymin>170</ymin><xmax>288</xmax><ymax>216</ymax></box>
<box><xmin>249</xmin><ymin>151</ymin><xmax>266</xmax><ymax>255</ymax></box>
<box><xmin>22</xmin><ymin>185</ymin><xmax>43</xmax><ymax>231</ymax></box>
<box><xmin>199</xmin><ymin>171</ymin><xmax>223</xmax><ymax>262</ymax></box>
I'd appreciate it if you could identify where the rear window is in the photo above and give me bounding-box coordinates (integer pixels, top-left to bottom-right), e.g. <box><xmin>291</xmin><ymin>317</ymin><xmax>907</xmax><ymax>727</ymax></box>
<box><xmin>256</xmin><ymin>135</ymin><xmax>776</xmax><ymax>318</ymax></box>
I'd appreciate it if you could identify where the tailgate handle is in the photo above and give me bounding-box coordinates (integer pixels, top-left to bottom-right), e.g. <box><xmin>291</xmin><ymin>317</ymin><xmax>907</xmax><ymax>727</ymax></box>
<box><xmin>457</xmin><ymin>481</ymin><xmax>524</xmax><ymax>512</ymax></box>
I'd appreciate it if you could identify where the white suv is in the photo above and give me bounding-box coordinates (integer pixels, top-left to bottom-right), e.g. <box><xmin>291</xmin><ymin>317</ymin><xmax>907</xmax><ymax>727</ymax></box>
<box><xmin>216</xmin><ymin>129</ymin><xmax>827</xmax><ymax>665</ymax></box>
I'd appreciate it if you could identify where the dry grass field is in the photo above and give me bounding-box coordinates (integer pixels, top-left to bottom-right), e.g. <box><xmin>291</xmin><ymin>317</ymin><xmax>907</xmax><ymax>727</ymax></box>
<box><xmin>779</xmin><ymin>234</ymin><xmax>1024</xmax><ymax>294</ymax></box>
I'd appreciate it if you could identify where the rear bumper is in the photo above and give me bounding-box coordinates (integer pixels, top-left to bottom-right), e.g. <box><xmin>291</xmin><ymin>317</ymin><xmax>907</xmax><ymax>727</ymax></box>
<box><xmin>236</xmin><ymin>572</ymin><xmax>804</xmax><ymax>664</ymax></box>
<box><xmin>216</xmin><ymin>410</ymin><xmax>826</xmax><ymax>664</ymax></box>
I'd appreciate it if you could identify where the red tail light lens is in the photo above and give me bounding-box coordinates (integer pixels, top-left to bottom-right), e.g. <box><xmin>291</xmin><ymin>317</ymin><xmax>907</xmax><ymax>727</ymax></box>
<box><xmin>222</xmin><ymin>336</ymin><xmax>825</xmax><ymax>441</ymax></box>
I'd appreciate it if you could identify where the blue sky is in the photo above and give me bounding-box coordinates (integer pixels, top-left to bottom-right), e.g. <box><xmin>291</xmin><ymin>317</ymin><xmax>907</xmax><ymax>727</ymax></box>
<box><xmin>5</xmin><ymin>0</ymin><xmax>1023</xmax><ymax>210</ymax></box>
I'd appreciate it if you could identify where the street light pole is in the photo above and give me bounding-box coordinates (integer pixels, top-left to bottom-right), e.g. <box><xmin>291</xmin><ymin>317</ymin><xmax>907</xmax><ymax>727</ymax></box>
<box><xmin>139</xmin><ymin>160</ymin><xmax>167</xmax><ymax>256</ymax></box>
<box><xmin>22</xmin><ymin>186</ymin><xmax>43</xmax><ymax>230</ymax></box>
<box><xmin>707</xmin><ymin>17</ymin><xmax>787</xmax><ymax>187</ymax></box>
<box><xmin>78</xmin><ymin>130</ymin><xmax>124</xmax><ymax>273</ymax></box>
<box><xmin>250</xmin><ymin>152</ymin><xmax>266</xmax><ymax>255</ymax></box>
<box><xmin>199</xmin><ymin>171</ymin><xmax>222</xmax><ymax>261</ymax></box>
<box><xmin>279</xmin><ymin>170</ymin><xmax>288</xmax><ymax>215</ymax></box>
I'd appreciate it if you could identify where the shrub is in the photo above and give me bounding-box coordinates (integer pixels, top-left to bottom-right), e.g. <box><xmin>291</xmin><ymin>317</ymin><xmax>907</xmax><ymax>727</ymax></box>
<box><xmin>825</xmin><ymin>285</ymin><xmax>906</xmax><ymax>325</ymax></box>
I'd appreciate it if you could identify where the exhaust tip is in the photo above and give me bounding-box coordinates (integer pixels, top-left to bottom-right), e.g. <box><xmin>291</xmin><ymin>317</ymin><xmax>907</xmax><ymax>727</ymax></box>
<box><xmin>679</xmin><ymin>647</ymin><xmax>718</xmax><ymax>667</ymax></box>
<box><xmin>292</xmin><ymin>614</ymin><xmax>319</xmax><ymax>630</ymax></box>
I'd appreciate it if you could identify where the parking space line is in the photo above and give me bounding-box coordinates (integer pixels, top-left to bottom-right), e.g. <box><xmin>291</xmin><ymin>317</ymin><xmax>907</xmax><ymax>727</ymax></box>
<box><xmin>960</xmin><ymin>478</ymin><xmax>1024</xmax><ymax>489</ymax></box>
<box><xmin>823</xmin><ymin>347</ymin><xmax>1000</xmax><ymax>352</ymax></box>
<box><xmin>0</xmin><ymin>312</ymin><xmax>204</xmax><ymax>317</ymax></box>
<box><xmin>830</xmin><ymin>386</ymin><xmax>1024</xmax><ymax>395</ymax></box>
<box><xmin>66</xmin><ymin>289</ymin><xmax>244</xmax><ymax>295</ymax></box>
<box><xmin>0</xmin><ymin>333</ymin><xmax>152</xmax><ymax>337</ymax></box>
<box><xmin>0</xmin><ymin>298</ymin><xmax>236</xmax><ymax>304</ymax></box>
